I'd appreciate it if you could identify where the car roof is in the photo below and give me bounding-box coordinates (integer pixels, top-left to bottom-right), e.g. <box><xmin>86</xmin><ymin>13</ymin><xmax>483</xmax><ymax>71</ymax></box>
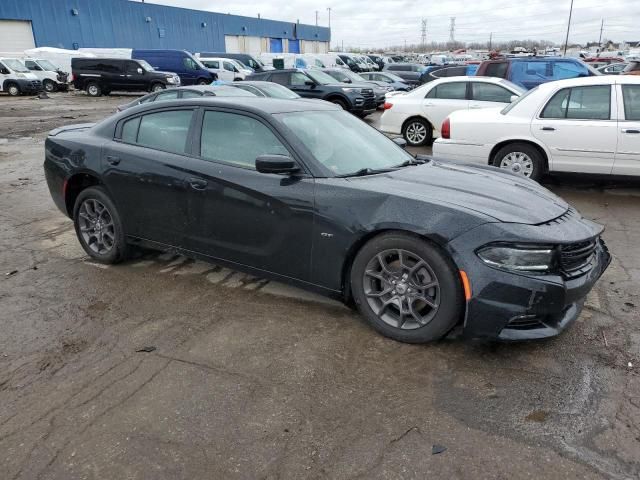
<box><xmin>127</xmin><ymin>96</ymin><xmax>340</xmax><ymax>115</ymax></box>
<box><xmin>233</xmin><ymin>80</ymin><xmax>284</xmax><ymax>87</ymax></box>
<box><xmin>535</xmin><ymin>74</ymin><xmax>640</xmax><ymax>91</ymax></box>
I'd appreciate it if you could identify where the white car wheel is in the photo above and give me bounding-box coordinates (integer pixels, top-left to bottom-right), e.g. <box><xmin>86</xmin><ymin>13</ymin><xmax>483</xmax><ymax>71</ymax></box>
<box><xmin>499</xmin><ymin>152</ymin><xmax>534</xmax><ymax>177</ymax></box>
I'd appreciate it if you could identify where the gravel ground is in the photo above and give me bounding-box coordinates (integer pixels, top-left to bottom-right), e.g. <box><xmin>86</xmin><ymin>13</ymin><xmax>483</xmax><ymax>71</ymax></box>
<box><xmin>1</xmin><ymin>90</ymin><xmax>639</xmax><ymax>479</ymax></box>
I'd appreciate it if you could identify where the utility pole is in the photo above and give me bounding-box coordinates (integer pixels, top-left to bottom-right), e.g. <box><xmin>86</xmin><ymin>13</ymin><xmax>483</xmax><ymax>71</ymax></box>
<box><xmin>489</xmin><ymin>32</ymin><xmax>493</xmax><ymax>50</ymax></box>
<box><xmin>421</xmin><ymin>18</ymin><xmax>427</xmax><ymax>51</ymax></box>
<box><xmin>598</xmin><ymin>19</ymin><xmax>604</xmax><ymax>51</ymax></box>
<box><xmin>449</xmin><ymin>17</ymin><xmax>456</xmax><ymax>44</ymax></box>
<box><xmin>563</xmin><ymin>0</ymin><xmax>574</xmax><ymax>56</ymax></box>
<box><xmin>404</xmin><ymin>39</ymin><xmax>407</xmax><ymax>52</ymax></box>
<box><xmin>315</xmin><ymin>10</ymin><xmax>318</xmax><ymax>26</ymax></box>
<box><xmin>326</xmin><ymin>7</ymin><xmax>331</xmax><ymax>28</ymax></box>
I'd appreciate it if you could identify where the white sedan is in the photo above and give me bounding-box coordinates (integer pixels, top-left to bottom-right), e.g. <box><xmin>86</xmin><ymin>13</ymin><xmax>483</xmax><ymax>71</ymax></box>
<box><xmin>379</xmin><ymin>76</ymin><xmax>524</xmax><ymax>146</ymax></box>
<box><xmin>433</xmin><ymin>76</ymin><xmax>640</xmax><ymax>180</ymax></box>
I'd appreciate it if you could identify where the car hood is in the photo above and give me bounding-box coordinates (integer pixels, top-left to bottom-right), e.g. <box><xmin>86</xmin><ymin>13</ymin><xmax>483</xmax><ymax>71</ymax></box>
<box><xmin>347</xmin><ymin>160</ymin><xmax>569</xmax><ymax>224</ymax></box>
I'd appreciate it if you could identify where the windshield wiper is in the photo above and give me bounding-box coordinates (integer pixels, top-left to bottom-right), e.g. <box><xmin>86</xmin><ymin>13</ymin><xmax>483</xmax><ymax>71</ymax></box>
<box><xmin>394</xmin><ymin>157</ymin><xmax>428</xmax><ymax>168</ymax></box>
<box><xmin>336</xmin><ymin>167</ymin><xmax>396</xmax><ymax>178</ymax></box>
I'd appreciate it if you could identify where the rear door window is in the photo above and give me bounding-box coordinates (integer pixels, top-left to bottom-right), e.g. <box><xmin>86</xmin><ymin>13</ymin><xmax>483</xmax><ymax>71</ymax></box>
<box><xmin>121</xmin><ymin>109</ymin><xmax>194</xmax><ymax>154</ymax></box>
<box><xmin>270</xmin><ymin>73</ymin><xmax>291</xmax><ymax>85</ymax></box>
<box><xmin>426</xmin><ymin>82</ymin><xmax>467</xmax><ymax>100</ymax></box>
<box><xmin>471</xmin><ymin>82</ymin><xmax>513</xmax><ymax>103</ymax></box>
<box><xmin>484</xmin><ymin>62</ymin><xmax>508</xmax><ymax>78</ymax></box>
<box><xmin>200</xmin><ymin>111</ymin><xmax>289</xmax><ymax>168</ymax></box>
<box><xmin>180</xmin><ymin>90</ymin><xmax>203</xmax><ymax>99</ymax></box>
<box><xmin>622</xmin><ymin>85</ymin><xmax>640</xmax><ymax>121</ymax></box>
<box><xmin>541</xmin><ymin>85</ymin><xmax>610</xmax><ymax>120</ymax></box>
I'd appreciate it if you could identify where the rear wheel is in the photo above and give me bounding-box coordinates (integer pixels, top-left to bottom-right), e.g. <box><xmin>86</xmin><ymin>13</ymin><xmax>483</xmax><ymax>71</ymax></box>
<box><xmin>350</xmin><ymin>232</ymin><xmax>463</xmax><ymax>343</ymax></box>
<box><xmin>86</xmin><ymin>82</ymin><xmax>102</xmax><ymax>97</ymax></box>
<box><xmin>43</xmin><ymin>79</ymin><xmax>57</xmax><ymax>92</ymax></box>
<box><xmin>73</xmin><ymin>186</ymin><xmax>128</xmax><ymax>264</ymax></box>
<box><xmin>402</xmin><ymin>118</ymin><xmax>433</xmax><ymax>146</ymax></box>
<box><xmin>7</xmin><ymin>83</ymin><xmax>20</xmax><ymax>96</ymax></box>
<box><xmin>492</xmin><ymin>142</ymin><xmax>545</xmax><ymax>181</ymax></box>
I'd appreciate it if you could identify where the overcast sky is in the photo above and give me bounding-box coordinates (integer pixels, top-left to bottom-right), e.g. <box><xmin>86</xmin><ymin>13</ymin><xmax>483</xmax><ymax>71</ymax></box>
<box><xmin>149</xmin><ymin>0</ymin><xmax>639</xmax><ymax>48</ymax></box>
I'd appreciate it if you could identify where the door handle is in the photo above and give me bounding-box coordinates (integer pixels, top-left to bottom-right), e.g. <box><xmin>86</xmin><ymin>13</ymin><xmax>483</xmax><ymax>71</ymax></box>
<box><xmin>106</xmin><ymin>155</ymin><xmax>121</xmax><ymax>165</ymax></box>
<box><xmin>187</xmin><ymin>178</ymin><xmax>207</xmax><ymax>190</ymax></box>
<box><xmin>621</xmin><ymin>128</ymin><xmax>640</xmax><ymax>134</ymax></box>
<box><xmin>424</xmin><ymin>102</ymin><xmax>435</xmax><ymax>107</ymax></box>
<box><xmin>541</xmin><ymin>126</ymin><xmax>556</xmax><ymax>131</ymax></box>
<box><xmin>469</xmin><ymin>105</ymin><xmax>483</xmax><ymax>109</ymax></box>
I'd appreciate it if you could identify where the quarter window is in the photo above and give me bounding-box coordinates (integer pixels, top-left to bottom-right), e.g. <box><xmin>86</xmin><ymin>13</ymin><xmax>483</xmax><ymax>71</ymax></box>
<box><xmin>541</xmin><ymin>86</ymin><xmax>610</xmax><ymax>120</ymax></box>
<box><xmin>270</xmin><ymin>73</ymin><xmax>290</xmax><ymax>85</ymax></box>
<box><xmin>200</xmin><ymin>111</ymin><xmax>289</xmax><ymax>169</ymax></box>
<box><xmin>471</xmin><ymin>82</ymin><xmax>513</xmax><ymax>103</ymax></box>
<box><xmin>180</xmin><ymin>90</ymin><xmax>202</xmax><ymax>99</ymax></box>
<box><xmin>121</xmin><ymin>110</ymin><xmax>193</xmax><ymax>154</ymax></box>
<box><xmin>622</xmin><ymin>85</ymin><xmax>640</xmax><ymax>121</ymax></box>
<box><xmin>426</xmin><ymin>82</ymin><xmax>467</xmax><ymax>100</ymax></box>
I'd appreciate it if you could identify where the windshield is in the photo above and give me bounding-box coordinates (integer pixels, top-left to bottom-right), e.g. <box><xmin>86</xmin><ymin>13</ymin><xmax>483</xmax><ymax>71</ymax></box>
<box><xmin>253</xmin><ymin>83</ymin><xmax>299</xmax><ymax>99</ymax></box>
<box><xmin>277</xmin><ymin>110</ymin><xmax>413</xmax><ymax>176</ymax></box>
<box><xmin>382</xmin><ymin>72</ymin><xmax>404</xmax><ymax>82</ymax></box>
<box><xmin>307</xmin><ymin>69</ymin><xmax>341</xmax><ymax>85</ymax></box>
<box><xmin>342</xmin><ymin>70</ymin><xmax>365</xmax><ymax>82</ymax></box>
<box><xmin>3</xmin><ymin>59</ymin><xmax>29</xmax><ymax>72</ymax></box>
<box><xmin>137</xmin><ymin>60</ymin><xmax>155</xmax><ymax>71</ymax></box>
<box><xmin>501</xmin><ymin>86</ymin><xmax>537</xmax><ymax>114</ymax></box>
<box><xmin>244</xmin><ymin>56</ymin><xmax>264</xmax><ymax>69</ymax></box>
<box><xmin>499</xmin><ymin>79</ymin><xmax>526</xmax><ymax>95</ymax></box>
<box><xmin>36</xmin><ymin>59</ymin><xmax>58</xmax><ymax>71</ymax></box>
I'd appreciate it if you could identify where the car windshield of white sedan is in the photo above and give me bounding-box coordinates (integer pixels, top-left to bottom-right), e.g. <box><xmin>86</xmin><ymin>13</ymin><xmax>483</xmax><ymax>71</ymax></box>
<box><xmin>278</xmin><ymin>111</ymin><xmax>413</xmax><ymax>176</ymax></box>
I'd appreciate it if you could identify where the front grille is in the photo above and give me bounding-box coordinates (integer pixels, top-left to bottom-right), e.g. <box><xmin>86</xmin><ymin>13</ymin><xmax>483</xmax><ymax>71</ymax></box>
<box><xmin>560</xmin><ymin>238</ymin><xmax>598</xmax><ymax>278</ymax></box>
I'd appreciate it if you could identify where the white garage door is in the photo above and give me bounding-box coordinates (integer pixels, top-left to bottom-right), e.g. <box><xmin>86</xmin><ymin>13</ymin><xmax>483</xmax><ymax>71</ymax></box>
<box><xmin>0</xmin><ymin>20</ymin><xmax>36</xmax><ymax>52</ymax></box>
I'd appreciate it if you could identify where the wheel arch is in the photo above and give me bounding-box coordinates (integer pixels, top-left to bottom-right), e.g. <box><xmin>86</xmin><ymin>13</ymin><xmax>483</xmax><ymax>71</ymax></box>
<box><xmin>64</xmin><ymin>172</ymin><xmax>102</xmax><ymax>216</ymax></box>
<box><xmin>401</xmin><ymin>115</ymin><xmax>435</xmax><ymax>138</ymax></box>
<box><xmin>324</xmin><ymin>93</ymin><xmax>350</xmax><ymax>107</ymax></box>
<box><xmin>489</xmin><ymin>139</ymin><xmax>550</xmax><ymax>171</ymax></box>
<box><xmin>4</xmin><ymin>80</ymin><xmax>19</xmax><ymax>92</ymax></box>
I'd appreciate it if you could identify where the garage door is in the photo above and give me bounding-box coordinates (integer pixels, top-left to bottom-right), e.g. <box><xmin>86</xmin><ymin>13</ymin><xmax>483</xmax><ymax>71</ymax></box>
<box><xmin>0</xmin><ymin>20</ymin><xmax>36</xmax><ymax>51</ymax></box>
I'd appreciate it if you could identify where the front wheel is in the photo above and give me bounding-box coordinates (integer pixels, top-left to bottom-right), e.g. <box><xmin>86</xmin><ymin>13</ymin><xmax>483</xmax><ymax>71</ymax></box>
<box><xmin>402</xmin><ymin>118</ymin><xmax>432</xmax><ymax>146</ymax></box>
<box><xmin>151</xmin><ymin>83</ymin><xmax>165</xmax><ymax>92</ymax></box>
<box><xmin>73</xmin><ymin>186</ymin><xmax>128</xmax><ymax>264</ymax></box>
<box><xmin>197</xmin><ymin>79</ymin><xmax>209</xmax><ymax>85</ymax></box>
<box><xmin>7</xmin><ymin>83</ymin><xmax>20</xmax><ymax>96</ymax></box>
<box><xmin>43</xmin><ymin>79</ymin><xmax>57</xmax><ymax>92</ymax></box>
<box><xmin>329</xmin><ymin>98</ymin><xmax>348</xmax><ymax>110</ymax></box>
<box><xmin>492</xmin><ymin>143</ymin><xmax>545</xmax><ymax>181</ymax></box>
<box><xmin>350</xmin><ymin>232</ymin><xmax>464</xmax><ymax>343</ymax></box>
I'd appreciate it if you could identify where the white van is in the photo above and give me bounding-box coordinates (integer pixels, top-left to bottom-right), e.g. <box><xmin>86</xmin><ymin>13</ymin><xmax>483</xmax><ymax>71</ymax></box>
<box><xmin>0</xmin><ymin>58</ymin><xmax>42</xmax><ymax>96</ymax></box>
<box><xmin>22</xmin><ymin>58</ymin><xmax>69</xmax><ymax>92</ymax></box>
<box><xmin>315</xmin><ymin>54</ymin><xmax>349</xmax><ymax>69</ymax></box>
<box><xmin>198</xmin><ymin>57</ymin><xmax>252</xmax><ymax>81</ymax></box>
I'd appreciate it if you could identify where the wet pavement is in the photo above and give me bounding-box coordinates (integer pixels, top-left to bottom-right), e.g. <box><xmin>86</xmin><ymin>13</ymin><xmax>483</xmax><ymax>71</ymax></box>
<box><xmin>1</xmin><ymin>91</ymin><xmax>639</xmax><ymax>479</ymax></box>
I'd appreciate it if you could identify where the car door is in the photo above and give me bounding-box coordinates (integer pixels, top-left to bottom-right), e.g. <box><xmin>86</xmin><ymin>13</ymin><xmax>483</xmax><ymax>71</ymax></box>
<box><xmin>531</xmin><ymin>84</ymin><xmax>617</xmax><ymax>174</ymax></box>
<box><xmin>222</xmin><ymin>61</ymin><xmax>239</xmax><ymax>80</ymax></box>
<box><xmin>469</xmin><ymin>81</ymin><xmax>515</xmax><ymax>109</ymax></box>
<box><xmin>288</xmin><ymin>71</ymin><xmax>322</xmax><ymax>98</ymax></box>
<box><xmin>101</xmin><ymin>108</ymin><xmax>195</xmax><ymax>246</ymax></box>
<box><xmin>180</xmin><ymin>108</ymin><xmax>315</xmax><ymax>281</ymax></box>
<box><xmin>423</xmin><ymin>81</ymin><xmax>470</xmax><ymax>131</ymax></box>
<box><xmin>207</xmin><ymin>60</ymin><xmax>232</xmax><ymax>81</ymax></box>
<box><xmin>123</xmin><ymin>61</ymin><xmax>145</xmax><ymax>90</ymax></box>
<box><xmin>613</xmin><ymin>84</ymin><xmax>640</xmax><ymax>176</ymax></box>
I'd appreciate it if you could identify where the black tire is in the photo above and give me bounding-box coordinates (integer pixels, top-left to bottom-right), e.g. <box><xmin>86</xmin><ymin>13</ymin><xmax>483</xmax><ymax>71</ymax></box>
<box><xmin>43</xmin><ymin>79</ymin><xmax>57</xmax><ymax>92</ymax></box>
<box><xmin>73</xmin><ymin>186</ymin><xmax>128</xmax><ymax>264</ymax></box>
<box><xmin>86</xmin><ymin>82</ymin><xmax>102</xmax><ymax>97</ymax></box>
<box><xmin>350</xmin><ymin>232</ymin><xmax>464</xmax><ymax>343</ymax></box>
<box><xmin>151</xmin><ymin>82</ymin><xmax>165</xmax><ymax>92</ymax></box>
<box><xmin>402</xmin><ymin>118</ymin><xmax>433</xmax><ymax>147</ymax></box>
<box><xmin>197</xmin><ymin>78</ymin><xmax>209</xmax><ymax>85</ymax></box>
<box><xmin>492</xmin><ymin>142</ymin><xmax>545</xmax><ymax>182</ymax></box>
<box><xmin>6</xmin><ymin>83</ymin><xmax>20</xmax><ymax>96</ymax></box>
<box><xmin>329</xmin><ymin>97</ymin><xmax>348</xmax><ymax>110</ymax></box>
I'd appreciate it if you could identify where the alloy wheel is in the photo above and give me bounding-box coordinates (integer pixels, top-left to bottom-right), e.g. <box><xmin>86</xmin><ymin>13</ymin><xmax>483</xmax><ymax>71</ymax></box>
<box><xmin>8</xmin><ymin>85</ymin><xmax>19</xmax><ymax>96</ymax></box>
<box><xmin>499</xmin><ymin>152</ymin><xmax>534</xmax><ymax>177</ymax></box>
<box><xmin>78</xmin><ymin>198</ymin><xmax>116</xmax><ymax>255</ymax></box>
<box><xmin>405</xmin><ymin>122</ymin><xmax>427</xmax><ymax>145</ymax></box>
<box><xmin>88</xmin><ymin>85</ymin><xmax>99</xmax><ymax>96</ymax></box>
<box><xmin>363</xmin><ymin>249</ymin><xmax>440</xmax><ymax>330</ymax></box>
<box><xmin>152</xmin><ymin>84</ymin><xmax>165</xmax><ymax>92</ymax></box>
<box><xmin>44</xmin><ymin>80</ymin><xmax>55</xmax><ymax>92</ymax></box>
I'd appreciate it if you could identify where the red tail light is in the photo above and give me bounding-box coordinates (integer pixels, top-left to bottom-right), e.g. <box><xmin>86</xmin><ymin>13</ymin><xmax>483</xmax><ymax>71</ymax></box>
<box><xmin>441</xmin><ymin>117</ymin><xmax>451</xmax><ymax>139</ymax></box>
<box><xmin>69</xmin><ymin>73</ymin><xmax>74</xmax><ymax>82</ymax></box>
<box><xmin>383</xmin><ymin>102</ymin><xmax>393</xmax><ymax>110</ymax></box>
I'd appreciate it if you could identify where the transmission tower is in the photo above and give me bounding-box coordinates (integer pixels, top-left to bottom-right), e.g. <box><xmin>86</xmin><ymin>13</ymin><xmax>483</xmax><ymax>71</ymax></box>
<box><xmin>449</xmin><ymin>17</ymin><xmax>456</xmax><ymax>43</ymax></box>
<box><xmin>421</xmin><ymin>18</ymin><xmax>427</xmax><ymax>49</ymax></box>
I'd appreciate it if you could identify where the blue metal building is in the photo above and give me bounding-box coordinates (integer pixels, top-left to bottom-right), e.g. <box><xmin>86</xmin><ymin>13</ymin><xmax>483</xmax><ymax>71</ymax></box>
<box><xmin>0</xmin><ymin>0</ymin><xmax>330</xmax><ymax>53</ymax></box>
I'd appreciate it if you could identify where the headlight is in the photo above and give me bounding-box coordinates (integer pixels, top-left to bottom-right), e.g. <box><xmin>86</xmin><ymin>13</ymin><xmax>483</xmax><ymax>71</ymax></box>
<box><xmin>477</xmin><ymin>244</ymin><xmax>555</xmax><ymax>272</ymax></box>
<box><xmin>342</xmin><ymin>87</ymin><xmax>362</xmax><ymax>93</ymax></box>
<box><xmin>166</xmin><ymin>76</ymin><xmax>176</xmax><ymax>84</ymax></box>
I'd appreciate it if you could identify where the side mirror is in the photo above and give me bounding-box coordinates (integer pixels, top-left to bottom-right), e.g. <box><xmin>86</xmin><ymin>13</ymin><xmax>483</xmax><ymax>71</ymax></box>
<box><xmin>0</xmin><ymin>68</ymin><xmax>9</xmax><ymax>75</ymax></box>
<box><xmin>137</xmin><ymin>68</ymin><xmax>143</xmax><ymax>75</ymax></box>
<box><xmin>393</xmin><ymin>138</ymin><xmax>407</xmax><ymax>149</ymax></box>
<box><xmin>344</xmin><ymin>78</ymin><xmax>352</xmax><ymax>83</ymax></box>
<box><xmin>256</xmin><ymin>155</ymin><xmax>300</xmax><ymax>174</ymax></box>
<box><xmin>304</xmin><ymin>80</ymin><xmax>315</xmax><ymax>87</ymax></box>
<box><xmin>510</xmin><ymin>95</ymin><xmax>519</xmax><ymax>103</ymax></box>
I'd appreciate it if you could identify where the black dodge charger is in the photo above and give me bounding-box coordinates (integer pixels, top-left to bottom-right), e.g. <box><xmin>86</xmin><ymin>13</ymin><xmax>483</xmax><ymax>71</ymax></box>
<box><xmin>44</xmin><ymin>97</ymin><xmax>610</xmax><ymax>343</ymax></box>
